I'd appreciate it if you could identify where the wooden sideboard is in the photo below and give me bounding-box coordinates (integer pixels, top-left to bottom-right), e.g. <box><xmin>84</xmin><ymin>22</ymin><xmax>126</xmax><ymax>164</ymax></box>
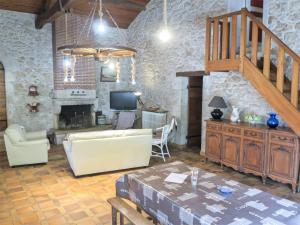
<box><xmin>205</xmin><ymin>119</ymin><xmax>300</xmax><ymax>193</ymax></box>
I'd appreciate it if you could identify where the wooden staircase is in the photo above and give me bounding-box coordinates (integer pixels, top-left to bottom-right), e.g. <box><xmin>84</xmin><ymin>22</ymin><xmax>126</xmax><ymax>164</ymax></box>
<box><xmin>205</xmin><ymin>8</ymin><xmax>300</xmax><ymax>137</ymax></box>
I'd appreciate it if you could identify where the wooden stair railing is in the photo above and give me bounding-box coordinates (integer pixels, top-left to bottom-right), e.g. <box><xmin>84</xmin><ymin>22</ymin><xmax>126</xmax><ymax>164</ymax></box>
<box><xmin>205</xmin><ymin>8</ymin><xmax>300</xmax><ymax>137</ymax></box>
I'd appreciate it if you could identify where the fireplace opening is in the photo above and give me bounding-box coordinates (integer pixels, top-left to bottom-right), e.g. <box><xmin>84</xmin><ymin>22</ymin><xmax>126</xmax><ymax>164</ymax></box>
<box><xmin>59</xmin><ymin>105</ymin><xmax>93</xmax><ymax>129</ymax></box>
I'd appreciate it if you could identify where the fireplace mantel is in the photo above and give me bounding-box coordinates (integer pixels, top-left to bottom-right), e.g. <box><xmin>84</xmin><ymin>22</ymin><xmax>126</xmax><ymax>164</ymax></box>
<box><xmin>53</xmin><ymin>98</ymin><xmax>99</xmax><ymax>114</ymax></box>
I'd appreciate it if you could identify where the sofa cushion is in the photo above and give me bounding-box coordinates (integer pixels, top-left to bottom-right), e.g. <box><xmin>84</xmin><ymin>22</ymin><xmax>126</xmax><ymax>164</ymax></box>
<box><xmin>5</xmin><ymin>124</ymin><xmax>26</xmax><ymax>143</ymax></box>
<box><xmin>67</xmin><ymin>129</ymin><xmax>152</xmax><ymax>141</ymax></box>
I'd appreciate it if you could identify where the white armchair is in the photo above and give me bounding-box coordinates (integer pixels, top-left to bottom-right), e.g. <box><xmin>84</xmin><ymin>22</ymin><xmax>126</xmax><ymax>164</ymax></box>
<box><xmin>4</xmin><ymin>124</ymin><xmax>50</xmax><ymax>166</ymax></box>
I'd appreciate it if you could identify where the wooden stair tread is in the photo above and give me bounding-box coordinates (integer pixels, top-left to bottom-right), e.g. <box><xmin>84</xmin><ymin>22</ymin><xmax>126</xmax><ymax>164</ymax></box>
<box><xmin>107</xmin><ymin>197</ymin><xmax>153</xmax><ymax>225</ymax></box>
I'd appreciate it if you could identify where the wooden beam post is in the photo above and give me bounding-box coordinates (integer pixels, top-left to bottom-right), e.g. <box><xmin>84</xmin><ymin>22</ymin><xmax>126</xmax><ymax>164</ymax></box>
<box><xmin>35</xmin><ymin>0</ymin><xmax>77</xmax><ymax>29</ymax></box>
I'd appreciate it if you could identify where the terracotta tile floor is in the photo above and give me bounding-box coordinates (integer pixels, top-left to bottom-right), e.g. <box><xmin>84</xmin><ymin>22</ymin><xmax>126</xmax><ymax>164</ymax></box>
<box><xmin>0</xmin><ymin>145</ymin><xmax>299</xmax><ymax>225</ymax></box>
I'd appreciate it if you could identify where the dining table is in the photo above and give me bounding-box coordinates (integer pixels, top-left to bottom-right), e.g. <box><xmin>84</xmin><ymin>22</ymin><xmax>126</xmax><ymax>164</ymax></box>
<box><xmin>116</xmin><ymin>161</ymin><xmax>300</xmax><ymax>225</ymax></box>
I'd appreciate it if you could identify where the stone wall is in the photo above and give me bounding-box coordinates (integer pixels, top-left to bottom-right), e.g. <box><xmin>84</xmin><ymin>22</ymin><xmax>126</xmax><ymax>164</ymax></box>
<box><xmin>128</xmin><ymin>0</ymin><xmax>229</xmax><ymax>145</ymax></box>
<box><xmin>0</xmin><ymin>10</ymin><xmax>54</xmax><ymax>131</ymax></box>
<box><xmin>265</xmin><ymin>0</ymin><xmax>300</xmax><ymax>55</ymax></box>
<box><xmin>127</xmin><ymin>0</ymin><xmax>287</xmax><ymax>149</ymax></box>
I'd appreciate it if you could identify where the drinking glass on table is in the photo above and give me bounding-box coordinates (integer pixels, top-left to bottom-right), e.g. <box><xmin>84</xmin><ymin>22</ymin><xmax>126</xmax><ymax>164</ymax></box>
<box><xmin>191</xmin><ymin>167</ymin><xmax>199</xmax><ymax>186</ymax></box>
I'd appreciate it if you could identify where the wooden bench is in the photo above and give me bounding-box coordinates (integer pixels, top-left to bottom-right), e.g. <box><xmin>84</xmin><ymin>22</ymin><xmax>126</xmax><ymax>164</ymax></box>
<box><xmin>107</xmin><ymin>197</ymin><xmax>153</xmax><ymax>225</ymax></box>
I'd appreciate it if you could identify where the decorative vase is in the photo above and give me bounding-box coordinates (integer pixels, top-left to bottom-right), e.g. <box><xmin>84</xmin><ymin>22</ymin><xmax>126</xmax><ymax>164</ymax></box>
<box><xmin>230</xmin><ymin>107</ymin><xmax>240</xmax><ymax>123</ymax></box>
<box><xmin>211</xmin><ymin>108</ymin><xmax>223</xmax><ymax>120</ymax></box>
<box><xmin>267</xmin><ymin>113</ymin><xmax>279</xmax><ymax>128</ymax></box>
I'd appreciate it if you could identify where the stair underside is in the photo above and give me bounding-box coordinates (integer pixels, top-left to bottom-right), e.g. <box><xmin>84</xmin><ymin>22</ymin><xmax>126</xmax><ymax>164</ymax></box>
<box><xmin>207</xmin><ymin>57</ymin><xmax>300</xmax><ymax>137</ymax></box>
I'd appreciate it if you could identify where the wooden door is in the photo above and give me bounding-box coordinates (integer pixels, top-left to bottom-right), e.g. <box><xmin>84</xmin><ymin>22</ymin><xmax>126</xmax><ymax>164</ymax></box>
<box><xmin>242</xmin><ymin>139</ymin><xmax>264</xmax><ymax>173</ymax></box>
<box><xmin>206</xmin><ymin>131</ymin><xmax>221</xmax><ymax>162</ymax></box>
<box><xmin>187</xmin><ymin>77</ymin><xmax>203</xmax><ymax>148</ymax></box>
<box><xmin>0</xmin><ymin>63</ymin><xmax>6</xmax><ymax>131</ymax></box>
<box><xmin>268</xmin><ymin>143</ymin><xmax>294</xmax><ymax>179</ymax></box>
<box><xmin>222</xmin><ymin>135</ymin><xmax>240</xmax><ymax>169</ymax></box>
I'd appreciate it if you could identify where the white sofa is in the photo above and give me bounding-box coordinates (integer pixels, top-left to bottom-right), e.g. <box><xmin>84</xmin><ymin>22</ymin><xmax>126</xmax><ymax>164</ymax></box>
<box><xmin>4</xmin><ymin>124</ymin><xmax>50</xmax><ymax>166</ymax></box>
<box><xmin>63</xmin><ymin>129</ymin><xmax>152</xmax><ymax>176</ymax></box>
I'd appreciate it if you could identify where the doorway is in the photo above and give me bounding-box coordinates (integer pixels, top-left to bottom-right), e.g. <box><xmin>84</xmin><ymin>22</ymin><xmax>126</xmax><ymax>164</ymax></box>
<box><xmin>0</xmin><ymin>63</ymin><xmax>7</xmax><ymax>131</ymax></box>
<box><xmin>177</xmin><ymin>71</ymin><xmax>205</xmax><ymax>150</ymax></box>
<box><xmin>187</xmin><ymin>77</ymin><xmax>203</xmax><ymax>149</ymax></box>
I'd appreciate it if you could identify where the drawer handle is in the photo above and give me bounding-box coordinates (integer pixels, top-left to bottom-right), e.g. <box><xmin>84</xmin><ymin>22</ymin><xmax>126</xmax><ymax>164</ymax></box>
<box><xmin>229</xmin><ymin>128</ymin><xmax>234</xmax><ymax>132</ymax></box>
<box><xmin>249</xmin><ymin>132</ymin><xmax>257</xmax><ymax>136</ymax></box>
<box><xmin>248</xmin><ymin>142</ymin><xmax>258</xmax><ymax>147</ymax></box>
<box><xmin>277</xmin><ymin>136</ymin><xmax>288</xmax><ymax>141</ymax></box>
<box><xmin>278</xmin><ymin>146</ymin><xmax>288</xmax><ymax>152</ymax></box>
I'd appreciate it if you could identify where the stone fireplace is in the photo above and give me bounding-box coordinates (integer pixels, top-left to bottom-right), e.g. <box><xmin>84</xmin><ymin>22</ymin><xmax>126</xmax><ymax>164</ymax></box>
<box><xmin>52</xmin><ymin>89</ymin><xmax>98</xmax><ymax>129</ymax></box>
<box><xmin>59</xmin><ymin>105</ymin><xmax>93</xmax><ymax>129</ymax></box>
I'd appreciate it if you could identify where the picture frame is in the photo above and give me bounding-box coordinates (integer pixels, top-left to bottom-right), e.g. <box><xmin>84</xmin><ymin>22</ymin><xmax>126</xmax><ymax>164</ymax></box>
<box><xmin>100</xmin><ymin>66</ymin><xmax>117</xmax><ymax>82</ymax></box>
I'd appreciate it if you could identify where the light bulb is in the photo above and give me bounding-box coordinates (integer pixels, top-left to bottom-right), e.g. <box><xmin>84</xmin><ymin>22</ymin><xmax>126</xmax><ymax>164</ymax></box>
<box><xmin>109</xmin><ymin>62</ymin><xmax>115</xmax><ymax>70</ymax></box>
<box><xmin>116</xmin><ymin>79</ymin><xmax>120</xmax><ymax>83</ymax></box>
<box><xmin>63</xmin><ymin>58</ymin><xmax>71</xmax><ymax>68</ymax></box>
<box><xmin>158</xmin><ymin>28</ymin><xmax>172</xmax><ymax>43</ymax></box>
<box><xmin>70</xmin><ymin>76</ymin><xmax>75</xmax><ymax>82</ymax></box>
<box><xmin>131</xmin><ymin>79</ymin><xmax>136</xmax><ymax>85</ymax></box>
<box><xmin>94</xmin><ymin>20</ymin><xmax>107</xmax><ymax>33</ymax></box>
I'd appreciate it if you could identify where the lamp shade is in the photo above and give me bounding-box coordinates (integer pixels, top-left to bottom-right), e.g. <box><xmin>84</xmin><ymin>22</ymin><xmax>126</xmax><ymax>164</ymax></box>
<box><xmin>208</xmin><ymin>96</ymin><xmax>227</xmax><ymax>108</ymax></box>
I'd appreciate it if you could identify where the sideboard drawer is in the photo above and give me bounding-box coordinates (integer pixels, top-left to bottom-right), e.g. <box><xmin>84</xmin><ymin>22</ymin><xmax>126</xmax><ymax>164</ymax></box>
<box><xmin>244</xmin><ymin>129</ymin><xmax>265</xmax><ymax>140</ymax></box>
<box><xmin>223</xmin><ymin>125</ymin><xmax>242</xmax><ymax>135</ymax></box>
<box><xmin>270</xmin><ymin>132</ymin><xmax>297</xmax><ymax>145</ymax></box>
<box><xmin>207</xmin><ymin>122</ymin><xmax>222</xmax><ymax>131</ymax></box>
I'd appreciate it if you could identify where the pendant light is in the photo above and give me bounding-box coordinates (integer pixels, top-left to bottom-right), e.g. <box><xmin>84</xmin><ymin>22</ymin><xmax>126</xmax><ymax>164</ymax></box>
<box><xmin>63</xmin><ymin>12</ymin><xmax>76</xmax><ymax>82</ymax></box>
<box><xmin>95</xmin><ymin>0</ymin><xmax>107</xmax><ymax>33</ymax></box>
<box><xmin>131</xmin><ymin>57</ymin><xmax>136</xmax><ymax>85</ymax></box>
<box><xmin>59</xmin><ymin>0</ymin><xmax>137</xmax><ymax>85</ymax></box>
<box><xmin>158</xmin><ymin>0</ymin><xmax>172</xmax><ymax>43</ymax></box>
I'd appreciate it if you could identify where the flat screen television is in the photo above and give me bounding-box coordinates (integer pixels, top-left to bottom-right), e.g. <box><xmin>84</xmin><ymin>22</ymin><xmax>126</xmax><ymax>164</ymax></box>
<box><xmin>110</xmin><ymin>91</ymin><xmax>137</xmax><ymax>110</ymax></box>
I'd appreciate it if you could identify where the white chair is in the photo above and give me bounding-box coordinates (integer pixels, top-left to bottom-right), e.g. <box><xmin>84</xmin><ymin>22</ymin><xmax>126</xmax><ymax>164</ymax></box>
<box><xmin>4</xmin><ymin>124</ymin><xmax>50</xmax><ymax>166</ymax></box>
<box><xmin>152</xmin><ymin>117</ymin><xmax>177</xmax><ymax>161</ymax></box>
<box><xmin>113</xmin><ymin>112</ymin><xmax>136</xmax><ymax>130</ymax></box>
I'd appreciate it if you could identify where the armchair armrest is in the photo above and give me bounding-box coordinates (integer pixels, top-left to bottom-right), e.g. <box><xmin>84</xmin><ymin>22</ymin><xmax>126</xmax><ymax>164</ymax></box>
<box><xmin>26</xmin><ymin>130</ymin><xmax>47</xmax><ymax>140</ymax></box>
<box><xmin>155</xmin><ymin>127</ymin><xmax>163</xmax><ymax>132</ymax></box>
<box><xmin>15</xmin><ymin>139</ymin><xmax>49</xmax><ymax>148</ymax></box>
<box><xmin>153</xmin><ymin>126</ymin><xmax>163</xmax><ymax>135</ymax></box>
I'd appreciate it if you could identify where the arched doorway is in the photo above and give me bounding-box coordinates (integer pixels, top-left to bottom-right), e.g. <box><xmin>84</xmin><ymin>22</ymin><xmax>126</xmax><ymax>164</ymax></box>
<box><xmin>0</xmin><ymin>63</ymin><xmax>7</xmax><ymax>131</ymax></box>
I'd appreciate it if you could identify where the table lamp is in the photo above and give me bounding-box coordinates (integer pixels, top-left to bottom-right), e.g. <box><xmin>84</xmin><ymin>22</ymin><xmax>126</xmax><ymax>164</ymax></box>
<box><xmin>208</xmin><ymin>96</ymin><xmax>227</xmax><ymax>120</ymax></box>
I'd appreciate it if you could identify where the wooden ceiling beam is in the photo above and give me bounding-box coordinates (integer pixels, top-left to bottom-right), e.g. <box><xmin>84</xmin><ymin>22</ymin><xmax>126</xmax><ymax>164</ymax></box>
<box><xmin>35</xmin><ymin>0</ymin><xmax>147</xmax><ymax>29</ymax></box>
<box><xmin>105</xmin><ymin>0</ymin><xmax>145</xmax><ymax>11</ymax></box>
<box><xmin>35</xmin><ymin>0</ymin><xmax>77</xmax><ymax>29</ymax></box>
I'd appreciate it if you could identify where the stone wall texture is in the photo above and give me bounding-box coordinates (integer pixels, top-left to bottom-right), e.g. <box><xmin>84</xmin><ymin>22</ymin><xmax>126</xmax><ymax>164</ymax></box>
<box><xmin>0</xmin><ymin>9</ymin><xmax>54</xmax><ymax>131</ymax></box>
<box><xmin>127</xmin><ymin>0</ymin><xmax>290</xmax><ymax>149</ymax></box>
<box><xmin>265</xmin><ymin>0</ymin><xmax>300</xmax><ymax>56</ymax></box>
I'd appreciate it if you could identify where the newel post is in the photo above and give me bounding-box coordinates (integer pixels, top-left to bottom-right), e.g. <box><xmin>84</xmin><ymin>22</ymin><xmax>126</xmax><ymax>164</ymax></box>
<box><xmin>239</xmin><ymin>8</ymin><xmax>247</xmax><ymax>73</ymax></box>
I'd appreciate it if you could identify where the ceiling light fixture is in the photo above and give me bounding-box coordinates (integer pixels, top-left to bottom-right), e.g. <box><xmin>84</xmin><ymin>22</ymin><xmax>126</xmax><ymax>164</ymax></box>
<box><xmin>158</xmin><ymin>0</ymin><xmax>172</xmax><ymax>43</ymax></box>
<box><xmin>116</xmin><ymin>61</ymin><xmax>120</xmax><ymax>83</ymax></box>
<box><xmin>62</xmin><ymin>11</ymin><xmax>76</xmax><ymax>82</ymax></box>
<box><xmin>59</xmin><ymin>0</ymin><xmax>137</xmax><ymax>85</ymax></box>
<box><xmin>131</xmin><ymin>57</ymin><xmax>136</xmax><ymax>85</ymax></box>
<box><xmin>96</xmin><ymin>0</ymin><xmax>106</xmax><ymax>33</ymax></box>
